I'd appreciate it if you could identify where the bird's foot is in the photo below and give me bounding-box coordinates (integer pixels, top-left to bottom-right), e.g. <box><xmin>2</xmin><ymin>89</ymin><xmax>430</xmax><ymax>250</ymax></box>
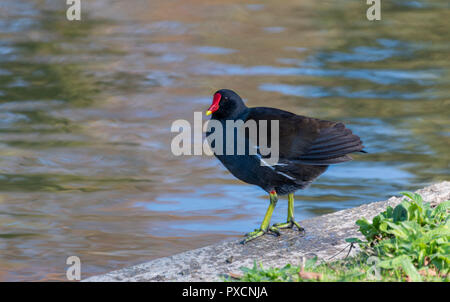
<box><xmin>242</xmin><ymin>226</ymin><xmax>280</xmax><ymax>244</ymax></box>
<box><xmin>273</xmin><ymin>219</ymin><xmax>305</xmax><ymax>232</ymax></box>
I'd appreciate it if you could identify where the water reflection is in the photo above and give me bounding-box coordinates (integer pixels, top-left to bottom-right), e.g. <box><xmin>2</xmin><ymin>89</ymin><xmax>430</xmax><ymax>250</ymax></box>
<box><xmin>259</xmin><ymin>83</ymin><xmax>435</xmax><ymax>99</ymax></box>
<box><xmin>0</xmin><ymin>0</ymin><xmax>448</xmax><ymax>281</ymax></box>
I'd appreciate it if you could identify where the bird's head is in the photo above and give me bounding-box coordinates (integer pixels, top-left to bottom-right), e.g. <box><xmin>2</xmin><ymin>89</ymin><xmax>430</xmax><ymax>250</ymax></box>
<box><xmin>206</xmin><ymin>89</ymin><xmax>247</xmax><ymax>119</ymax></box>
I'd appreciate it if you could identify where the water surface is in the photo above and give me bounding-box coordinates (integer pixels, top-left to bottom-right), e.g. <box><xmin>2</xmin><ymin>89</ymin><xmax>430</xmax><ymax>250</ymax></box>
<box><xmin>0</xmin><ymin>0</ymin><xmax>449</xmax><ymax>281</ymax></box>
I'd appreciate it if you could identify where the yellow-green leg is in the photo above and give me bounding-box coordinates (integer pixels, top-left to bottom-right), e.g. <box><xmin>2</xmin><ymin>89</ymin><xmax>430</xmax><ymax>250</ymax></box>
<box><xmin>242</xmin><ymin>191</ymin><xmax>281</xmax><ymax>244</ymax></box>
<box><xmin>272</xmin><ymin>193</ymin><xmax>304</xmax><ymax>231</ymax></box>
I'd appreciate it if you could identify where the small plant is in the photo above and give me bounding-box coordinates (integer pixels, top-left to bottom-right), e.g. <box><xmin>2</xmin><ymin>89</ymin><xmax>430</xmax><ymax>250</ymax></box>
<box><xmin>238</xmin><ymin>261</ymin><xmax>301</xmax><ymax>282</ymax></box>
<box><xmin>232</xmin><ymin>192</ymin><xmax>449</xmax><ymax>282</ymax></box>
<box><xmin>349</xmin><ymin>192</ymin><xmax>449</xmax><ymax>281</ymax></box>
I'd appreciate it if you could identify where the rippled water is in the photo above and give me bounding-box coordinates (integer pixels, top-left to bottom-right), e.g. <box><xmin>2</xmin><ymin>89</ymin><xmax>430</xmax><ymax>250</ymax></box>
<box><xmin>0</xmin><ymin>0</ymin><xmax>449</xmax><ymax>281</ymax></box>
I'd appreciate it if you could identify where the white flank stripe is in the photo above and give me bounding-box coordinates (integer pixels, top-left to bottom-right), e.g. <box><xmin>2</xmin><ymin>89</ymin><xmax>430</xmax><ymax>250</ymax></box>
<box><xmin>276</xmin><ymin>171</ymin><xmax>296</xmax><ymax>180</ymax></box>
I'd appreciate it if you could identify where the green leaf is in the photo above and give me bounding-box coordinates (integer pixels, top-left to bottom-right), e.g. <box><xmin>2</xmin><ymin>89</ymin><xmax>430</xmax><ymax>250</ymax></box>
<box><xmin>379</xmin><ymin>222</ymin><xmax>388</xmax><ymax>232</ymax></box>
<box><xmin>434</xmin><ymin>200</ymin><xmax>450</xmax><ymax>212</ymax></box>
<box><xmin>401</xmin><ymin>191</ymin><xmax>416</xmax><ymax>202</ymax></box>
<box><xmin>385</xmin><ymin>206</ymin><xmax>394</xmax><ymax>219</ymax></box>
<box><xmin>393</xmin><ymin>204</ymin><xmax>408</xmax><ymax>222</ymax></box>
<box><xmin>379</xmin><ymin>255</ymin><xmax>422</xmax><ymax>281</ymax></box>
<box><xmin>384</xmin><ymin>221</ymin><xmax>408</xmax><ymax>239</ymax></box>
<box><xmin>346</xmin><ymin>238</ymin><xmax>363</xmax><ymax>244</ymax></box>
<box><xmin>398</xmin><ymin>256</ymin><xmax>422</xmax><ymax>282</ymax></box>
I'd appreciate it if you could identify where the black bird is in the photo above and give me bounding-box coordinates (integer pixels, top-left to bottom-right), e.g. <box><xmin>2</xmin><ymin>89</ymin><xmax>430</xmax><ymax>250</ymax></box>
<box><xmin>205</xmin><ymin>89</ymin><xmax>366</xmax><ymax>243</ymax></box>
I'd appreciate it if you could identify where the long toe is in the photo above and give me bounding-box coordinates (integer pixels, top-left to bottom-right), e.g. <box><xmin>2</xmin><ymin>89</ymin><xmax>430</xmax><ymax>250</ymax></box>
<box><xmin>272</xmin><ymin>221</ymin><xmax>294</xmax><ymax>229</ymax></box>
<box><xmin>245</xmin><ymin>228</ymin><xmax>262</xmax><ymax>236</ymax></box>
<box><xmin>268</xmin><ymin>225</ymin><xmax>281</xmax><ymax>236</ymax></box>
<box><xmin>292</xmin><ymin>220</ymin><xmax>305</xmax><ymax>233</ymax></box>
<box><xmin>241</xmin><ymin>229</ymin><xmax>266</xmax><ymax>244</ymax></box>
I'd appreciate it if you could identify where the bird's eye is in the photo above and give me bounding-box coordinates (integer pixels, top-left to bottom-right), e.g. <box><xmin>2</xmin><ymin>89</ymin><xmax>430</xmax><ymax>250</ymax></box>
<box><xmin>224</xmin><ymin>97</ymin><xmax>228</xmax><ymax>101</ymax></box>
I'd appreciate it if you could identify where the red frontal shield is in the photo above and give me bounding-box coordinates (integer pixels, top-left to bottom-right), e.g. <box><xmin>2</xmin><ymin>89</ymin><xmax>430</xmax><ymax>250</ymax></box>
<box><xmin>206</xmin><ymin>93</ymin><xmax>221</xmax><ymax>115</ymax></box>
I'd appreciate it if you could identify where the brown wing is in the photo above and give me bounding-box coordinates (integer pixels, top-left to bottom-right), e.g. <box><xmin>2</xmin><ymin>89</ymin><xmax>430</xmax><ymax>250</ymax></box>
<box><xmin>246</xmin><ymin>107</ymin><xmax>365</xmax><ymax>165</ymax></box>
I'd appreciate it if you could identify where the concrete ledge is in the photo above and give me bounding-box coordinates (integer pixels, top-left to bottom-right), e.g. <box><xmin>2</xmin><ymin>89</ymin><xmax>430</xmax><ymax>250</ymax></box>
<box><xmin>84</xmin><ymin>181</ymin><xmax>450</xmax><ymax>282</ymax></box>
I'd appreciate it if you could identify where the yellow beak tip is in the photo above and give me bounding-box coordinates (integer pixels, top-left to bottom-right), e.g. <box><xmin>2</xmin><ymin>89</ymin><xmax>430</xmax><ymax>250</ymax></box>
<box><xmin>206</xmin><ymin>110</ymin><xmax>212</xmax><ymax>116</ymax></box>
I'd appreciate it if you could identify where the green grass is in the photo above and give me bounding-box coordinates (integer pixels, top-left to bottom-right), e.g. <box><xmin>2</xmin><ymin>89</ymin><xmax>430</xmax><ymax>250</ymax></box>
<box><xmin>230</xmin><ymin>192</ymin><xmax>449</xmax><ymax>282</ymax></box>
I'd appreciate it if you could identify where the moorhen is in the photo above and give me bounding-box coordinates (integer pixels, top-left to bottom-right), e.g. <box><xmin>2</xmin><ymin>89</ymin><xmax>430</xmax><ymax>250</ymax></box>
<box><xmin>205</xmin><ymin>89</ymin><xmax>365</xmax><ymax>243</ymax></box>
